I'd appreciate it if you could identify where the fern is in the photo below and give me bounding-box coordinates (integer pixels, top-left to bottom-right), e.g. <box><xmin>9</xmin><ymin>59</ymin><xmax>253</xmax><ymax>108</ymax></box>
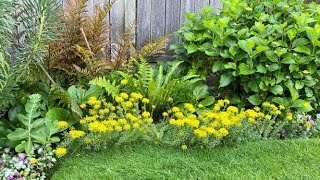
<box><xmin>136</xmin><ymin>58</ymin><xmax>154</xmax><ymax>91</ymax></box>
<box><xmin>89</xmin><ymin>77</ymin><xmax>119</xmax><ymax>98</ymax></box>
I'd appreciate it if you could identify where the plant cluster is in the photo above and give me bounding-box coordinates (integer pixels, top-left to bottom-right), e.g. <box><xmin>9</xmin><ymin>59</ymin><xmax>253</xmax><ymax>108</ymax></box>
<box><xmin>171</xmin><ymin>0</ymin><xmax>320</xmax><ymax>111</ymax></box>
<box><xmin>0</xmin><ymin>145</ymin><xmax>57</xmax><ymax>180</ymax></box>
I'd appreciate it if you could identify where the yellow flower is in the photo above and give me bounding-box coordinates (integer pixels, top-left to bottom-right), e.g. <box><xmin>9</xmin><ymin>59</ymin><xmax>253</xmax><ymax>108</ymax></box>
<box><xmin>93</xmin><ymin>104</ymin><xmax>101</xmax><ymax>109</ymax></box>
<box><xmin>131</xmin><ymin>92</ymin><xmax>143</xmax><ymax>99</ymax></box>
<box><xmin>88</xmin><ymin>97</ymin><xmax>98</xmax><ymax>105</ymax></box>
<box><xmin>142</xmin><ymin>98</ymin><xmax>150</xmax><ymax>104</ymax></box>
<box><xmin>286</xmin><ymin>113</ymin><xmax>293</xmax><ymax>121</ymax></box>
<box><xmin>55</xmin><ymin>147</ymin><xmax>67</xmax><ymax>157</ymax></box>
<box><xmin>167</xmin><ymin>97</ymin><xmax>173</xmax><ymax>102</ymax></box>
<box><xmin>57</xmin><ymin>121</ymin><xmax>68</xmax><ymax>128</ymax></box>
<box><xmin>120</xmin><ymin>92</ymin><xmax>129</xmax><ymax>99</ymax></box>
<box><xmin>218</xmin><ymin>128</ymin><xmax>229</xmax><ymax>137</ymax></box>
<box><xmin>80</xmin><ymin>103</ymin><xmax>87</xmax><ymax>109</ymax></box>
<box><xmin>120</xmin><ymin>79</ymin><xmax>128</xmax><ymax>85</ymax></box>
<box><xmin>23</xmin><ymin>171</ymin><xmax>29</xmax><ymax>176</ymax></box>
<box><xmin>142</xmin><ymin>111</ymin><xmax>151</xmax><ymax>118</ymax></box>
<box><xmin>213</xmin><ymin>105</ymin><xmax>221</xmax><ymax>111</ymax></box>
<box><xmin>145</xmin><ymin>118</ymin><xmax>153</xmax><ymax>123</ymax></box>
<box><xmin>265</xmin><ymin>115</ymin><xmax>272</xmax><ymax>120</ymax></box>
<box><xmin>181</xmin><ymin>144</ymin><xmax>187</xmax><ymax>150</ymax></box>
<box><xmin>194</xmin><ymin>129</ymin><xmax>208</xmax><ymax>138</ymax></box>
<box><xmin>227</xmin><ymin>106</ymin><xmax>239</xmax><ymax>113</ymax></box>
<box><xmin>115</xmin><ymin>126</ymin><xmax>123</xmax><ymax>132</ymax></box>
<box><xmin>306</xmin><ymin>121</ymin><xmax>312</xmax><ymax>128</ymax></box>
<box><xmin>178</xmin><ymin>130</ymin><xmax>185</xmax><ymax>137</ymax></box>
<box><xmin>123</xmin><ymin>124</ymin><xmax>131</xmax><ymax>130</ymax></box>
<box><xmin>115</xmin><ymin>96</ymin><xmax>124</xmax><ymax>103</ymax></box>
<box><xmin>162</xmin><ymin>112</ymin><xmax>168</xmax><ymax>117</ymax></box>
<box><xmin>172</xmin><ymin>107</ymin><xmax>180</xmax><ymax>112</ymax></box>
<box><xmin>223</xmin><ymin>99</ymin><xmax>230</xmax><ymax>104</ymax></box>
<box><xmin>152</xmin><ymin>105</ymin><xmax>156</xmax><ymax>109</ymax></box>
<box><xmin>245</xmin><ymin>7</ymin><xmax>253</xmax><ymax>11</ymax></box>
<box><xmin>303</xmin><ymin>102</ymin><xmax>310</xmax><ymax>108</ymax></box>
<box><xmin>198</xmin><ymin>104</ymin><xmax>204</xmax><ymax>108</ymax></box>
<box><xmin>123</xmin><ymin>101</ymin><xmax>133</xmax><ymax>108</ymax></box>
<box><xmin>279</xmin><ymin>105</ymin><xmax>285</xmax><ymax>110</ymax></box>
<box><xmin>30</xmin><ymin>158</ymin><xmax>38</xmax><ymax>164</ymax></box>
<box><xmin>169</xmin><ymin>118</ymin><xmax>176</xmax><ymax>125</ymax></box>
<box><xmin>253</xmin><ymin>106</ymin><xmax>260</xmax><ymax>112</ymax></box>
<box><xmin>133</xmin><ymin>123</ymin><xmax>140</xmax><ymax>128</ymax></box>
<box><xmin>175</xmin><ymin>112</ymin><xmax>184</xmax><ymax>119</ymax></box>
<box><xmin>69</xmin><ymin>130</ymin><xmax>85</xmax><ymax>139</ymax></box>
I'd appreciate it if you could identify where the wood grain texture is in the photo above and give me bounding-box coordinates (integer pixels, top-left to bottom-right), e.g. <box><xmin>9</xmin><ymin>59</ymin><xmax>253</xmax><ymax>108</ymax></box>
<box><xmin>180</xmin><ymin>0</ymin><xmax>194</xmax><ymax>27</ymax></box>
<box><xmin>110</xmin><ymin>0</ymin><xmax>125</xmax><ymax>43</ymax></box>
<box><xmin>165</xmin><ymin>0</ymin><xmax>181</xmax><ymax>34</ymax></box>
<box><xmin>210</xmin><ymin>0</ymin><xmax>223</xmax><ymax>14</ymax></box>
<box><xmin>136</xmin><ymin>0</ymin><xmax>151</xmax><ymax>48</ymax></box>
<box><xmin>150</xmin><ymin>0</ymin><xmax>166</xmax><ymax>40</ymax></box>
<box><xmin>194</xmin><ymin>0</ymin><xmax>210</xmax><ymax>13</ymax></box>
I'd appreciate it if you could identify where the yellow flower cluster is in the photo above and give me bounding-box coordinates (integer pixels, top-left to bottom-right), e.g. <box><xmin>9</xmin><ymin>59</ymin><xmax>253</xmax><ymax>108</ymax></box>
<box><xmin>69</xmin><ymin>130</ymin><xmax>85</xmax><ymax>139</ymax></box>
<box><xmin>57</xmin><ymin>121</ymin><xmax>68</xmax><ymax>128</ymax></box>
<box><xmin>166</xmin><ymin>100</ymin><xmax>288</xmax><ymax>141</ymax></box>
<box><xmin>75</xmin><ymin>92</ymin><xmax>155</xmax><ymax>143</ymax></box>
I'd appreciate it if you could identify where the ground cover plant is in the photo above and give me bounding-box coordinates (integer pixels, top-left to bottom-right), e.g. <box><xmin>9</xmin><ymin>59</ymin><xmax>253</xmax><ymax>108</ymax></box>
<box><xmin>1</xmin><ymin>0</ymin><xmax>320</xmax><ymax>179</ymax></box>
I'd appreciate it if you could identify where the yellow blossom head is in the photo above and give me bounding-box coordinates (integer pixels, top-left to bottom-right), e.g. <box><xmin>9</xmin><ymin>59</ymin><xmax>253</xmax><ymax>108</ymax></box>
<box><xmin>57</xmin><ymin>121</ymin><xmax>68</xmax><ymax>128</ymax></box>
<box><xmin>181</xmin><ymin>144</ymin><xmax>187</xmax><ymax>150</ymax></box>
<box><xmin>55</xmin><ymin>147</ymin><xmax>67</xmax><ymax>157</ymax></box>
<box><xmin>142</xmin><ymin>98</ymin><xmax>150</xmax><ymax>104</ymax></box>
<box><xmin>120</xmin><ymin>79</ymin><xmax>128</xmax><ymax>85</ymax></box>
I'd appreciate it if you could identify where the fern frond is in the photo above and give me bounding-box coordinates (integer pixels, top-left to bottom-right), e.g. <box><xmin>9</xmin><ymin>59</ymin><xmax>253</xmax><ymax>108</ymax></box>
<box><xmin>89</xmin><ymin>77</ymin><xmax>119</xmax><ymax>98</ymax></box>
<box><xmin>135</xmin><ymin>58</ymin><xmax>153</xmax><ymax>91</ymax></box>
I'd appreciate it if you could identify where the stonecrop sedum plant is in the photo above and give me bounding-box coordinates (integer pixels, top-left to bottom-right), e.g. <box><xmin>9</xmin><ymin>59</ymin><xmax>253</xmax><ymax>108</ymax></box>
<box><xmin>62</xmin><ymin>92</ymin><xmax>157</xmax><ymax>150</ymax></box>
<box><xmin>163</xmin><ymin>100</ymin><xmax>294</xmax><ymax>148</ymax></box>
<box><xmin>171</xmin><ymin>0</ymin><xmax>320</xmax><ymax>111</ymax></box>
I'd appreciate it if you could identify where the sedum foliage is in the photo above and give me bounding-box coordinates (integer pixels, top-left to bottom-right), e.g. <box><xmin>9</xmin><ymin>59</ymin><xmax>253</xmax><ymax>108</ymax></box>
<box><xmin>171</xmin><ymin>0</ymin><xmax>320</xmax><ymax>112</ymax></box>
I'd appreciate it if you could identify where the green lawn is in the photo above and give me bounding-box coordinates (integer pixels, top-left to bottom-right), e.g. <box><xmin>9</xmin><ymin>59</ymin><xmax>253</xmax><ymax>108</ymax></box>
<box><xmin>51</xmin><ymin>139</ymin><xmax>320</xmax><ymax>180</ymax></box>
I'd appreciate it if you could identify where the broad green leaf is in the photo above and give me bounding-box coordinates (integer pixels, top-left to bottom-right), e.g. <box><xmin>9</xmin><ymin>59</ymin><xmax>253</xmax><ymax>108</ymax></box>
<box><xmin>248</xmin><ymin>80</ymin><xmax>259</xmax><ymax>92</ymax></box>
<box><xmin>219</xmin><ymin>73</ymin><xmax>233</xmax><ymax>88</ymax></box>
<box><xmin>247</xmin><ymin>95</ymin><xmax>263</xmax><ymax>105</ymax></box>
<box><xmin>238</xmin><ymin>39</ymin><xmax>255</xmax><ymax>55</ymax></box>
<box><xmin>193</xmin><ymin>85</ymin><xmax>209</xmax><ymax>100</ymax></box>
<box><xmin>295</xmin><ymin>80</ymin><xmax>304</xmax><ymax>90</ymax></box>
<box><xmin>7</xmin><ymin>128</ymin><xmax>28</xmax><ymax>141</ymax></box>
<box><xmin>268</xmin><ymin>63</ymin><xmax>280</xmax><ymax>72</ymax></box>
<box><xmin>45</xmin><ymin>108</ymin><xmax>75</xmax><ymax>127</ymax></box>
<box><xmin>224</xmin><ymin>62</ymin><xmax>236</xmax><ymax>70</ymax></box>
<box><xmin>212</xmin><ymin>61</ymin><xmax>223</xmax><ymax>73</ymax></box>
<box><xmin>265</xmin><ymin>51</ymin><xmax>278</xmax><ymax>62</ymax></box>
<box><xmin>293</xmin><ymin>46</ymin><xmax>311</xmax><ymax>55</ymax></box>
<box><xmin>271</xmin><ymin>85</ymin><xmax>283</xmax><ymax>95</ymax></box>
<box><xmin>184</xmin><ymin>32</ymin><xmax>196</xmax><ymax>41</ymax></box>
<box><xmin>187</xmin><ymin>44</ymin><xmax>198</xmax><ymax>54</ymax></box>
<box><xmin>200</xmin><ymin>96</ymin><xmax>215</xmax><ymax>106</ymax></box>
<box><xmin>257</xmin><ymin>64</ymin><xmax>267</xmax><ymax>73</ymax></box>
<box><xmin>292</xmin><ymin>38</ymin><xmax>310</xmax><ymax>48</ymax></box>
<box><xmin>239</xmin><ymin>63</ymin><xmax>255</xmax><ymax>75</ymax></box>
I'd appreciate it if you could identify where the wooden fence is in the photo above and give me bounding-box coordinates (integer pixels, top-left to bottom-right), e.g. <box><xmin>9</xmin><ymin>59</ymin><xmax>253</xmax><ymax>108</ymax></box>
<box><xmin>86</xmin><ymin>0</ymin><xmax>223</xmax><ymax>48</ymax></box>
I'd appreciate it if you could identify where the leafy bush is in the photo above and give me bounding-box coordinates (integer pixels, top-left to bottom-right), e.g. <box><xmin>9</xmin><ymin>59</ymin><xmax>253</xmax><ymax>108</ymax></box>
<box><xmin>171</xmin><ymin>0</ymin><xmax>320</xmax><ymax>111</ymax></box>
<box><xmin>0</xmin><ymin>94</ymin><xmax>75</xmax><ymax>155</ymax></box>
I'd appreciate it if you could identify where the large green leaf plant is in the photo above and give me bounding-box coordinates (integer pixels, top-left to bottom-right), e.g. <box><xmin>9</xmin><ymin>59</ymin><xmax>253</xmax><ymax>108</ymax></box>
<box><xmin>171</xmin><ymin>0</ymin><xmax>320</xmax><ymax>111</ymax></box>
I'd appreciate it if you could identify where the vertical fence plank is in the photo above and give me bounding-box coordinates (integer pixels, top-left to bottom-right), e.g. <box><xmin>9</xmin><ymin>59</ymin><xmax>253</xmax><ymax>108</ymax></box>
<box><xmin>136</xmin><ymin>0</ymin><xmax>151</xmax><ymax>48</ymax></box>
<box><xmin>110</xmin><ymin>0</ymin><xmax>125</xmax><ymax>43</ymax></box>
<box><xmin>150</xmin><ymin>0</ymin><xmax>166</xmax><ymax>41</ymax></box>
<box><xmin>194</xmin><ymin>0</ymin><xmax>210</xmax><ymax>13</ymax></box>
<box><xmin>165</xmin><ymin>0</ymin><xmax>181</xmax><ymax>34</ymax></box>
<box><xmin>210</xmin><ymin>0</ymin><xmax>223</xmax><ymax>14</ymax></box>
<box><xmin>125</xmin><ymin>0</ymin><xmax>136</xmax><ymax>45</ymax></box>
<box><xmin>180</xmin><ymin>0</ymin><xmax>194</xmax><ymax>27</ymax></box>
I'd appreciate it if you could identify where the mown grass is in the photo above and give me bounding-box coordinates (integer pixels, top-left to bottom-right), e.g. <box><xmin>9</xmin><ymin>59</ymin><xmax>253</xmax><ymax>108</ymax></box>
<box><xmin>51</xmin><ymin>139</ymin><xmax>320</xmax><ymax>180</ymax></box>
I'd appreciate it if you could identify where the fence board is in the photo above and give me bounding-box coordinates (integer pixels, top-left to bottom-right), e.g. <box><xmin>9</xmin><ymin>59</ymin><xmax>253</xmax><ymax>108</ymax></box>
<box><xmin>210</xmin><ymin>0</ymin><xmax>223</xmax><ymax>13</ymax></box>
<box><xmin>165</xmin><ymin>0</ymin><xmax>180</xmax><ymax>34</ymax></box>
<box><xmin>194</xmin><ymin>0</ymin><xmax>210</xmax><ymax>13</ymax></box>
<box><xmin>180</xmin><ymin>0</ymin><xmax>194</xmax><ymax>27</ymax></box>
<box><xmin>150</xmin><ymin>0</ymin><xmax>166</xmax><ymax>40</ymax></box>
<box><xmin>136</xmin><ymin>0</ymin><xmax>152</xmax><ymax>48</ymax></box>
<box><xmin>110</xmin><ymin>0</ymin><xmax>125</xmax><ymax>43</ymax></box>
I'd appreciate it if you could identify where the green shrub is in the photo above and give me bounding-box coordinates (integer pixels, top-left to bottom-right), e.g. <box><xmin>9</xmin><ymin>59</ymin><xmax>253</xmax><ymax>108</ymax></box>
<box><xmin>171</xmin><ymin>0</ymin><xmax>320</xmax><ymax>111</ymax></box>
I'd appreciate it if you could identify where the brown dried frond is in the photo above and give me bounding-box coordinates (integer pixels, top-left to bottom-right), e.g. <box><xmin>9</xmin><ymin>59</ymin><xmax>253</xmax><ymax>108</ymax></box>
<box><xmin>73</xmin><ymin>45</ymin><xmax>113</xmax><ymax>80</ymax></box>
<box><xmin>84</xmin><ymin>0</ymin><xmax>116</xmax><ymax>54</ymax></box>
<box><xmin>135</xmin><ymin>35</ymin><xmax>169</xmax><ymax>59</ymax></box>
<box><xmin>111</xmin><ymin>23</ymin><xmax>136</xmax><ymax>69</ymax></box>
